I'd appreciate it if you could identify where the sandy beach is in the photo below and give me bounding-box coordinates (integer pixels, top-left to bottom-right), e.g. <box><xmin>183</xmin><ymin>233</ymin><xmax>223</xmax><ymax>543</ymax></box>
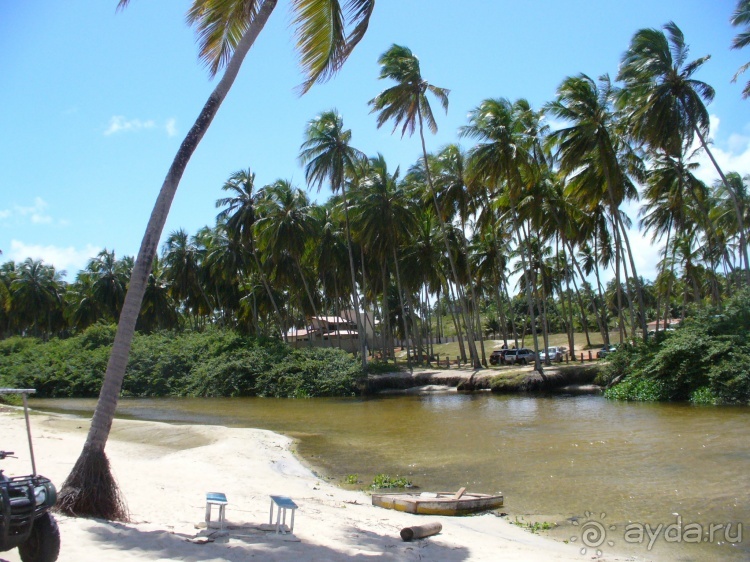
<box><xmin>0</xmin><ymin>408</ymin><xmax>638</xmax><ymax>562</ymax></box>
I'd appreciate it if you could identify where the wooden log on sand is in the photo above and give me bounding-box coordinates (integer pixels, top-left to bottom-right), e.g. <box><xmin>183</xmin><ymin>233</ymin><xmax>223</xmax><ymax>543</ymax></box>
<box><xmin>400</xmin><ymin>521</ymin><xmax>442</xmax><ymax>541</ymax></box>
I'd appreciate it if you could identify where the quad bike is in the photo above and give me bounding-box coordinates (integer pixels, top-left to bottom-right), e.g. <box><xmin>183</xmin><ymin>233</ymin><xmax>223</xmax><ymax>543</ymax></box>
<box><xmin>0</xmin><ymin>389</ymin><xmax>60</xmax><ymax>562</ymax></box>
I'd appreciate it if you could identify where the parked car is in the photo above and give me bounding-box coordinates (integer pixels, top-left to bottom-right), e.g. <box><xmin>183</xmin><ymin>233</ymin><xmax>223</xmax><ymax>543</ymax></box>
<box><xmin>539</xmin><ymin>346</ymin><xmax>565</xmax><ymax>363</ymax></box>
<box><xmin>597</xmin><ymin>345</ymin><xmax>618</xmax><ymax>359</ymax></box>
<box><xmin>504</xmin><ymin>348</ymin><xmax>536</xmax><ymax>365</ymax></box>
<box><xmin>489</xmin><ymin>349</ymin><xmax>511</xmax><ymax>365</ymax></box>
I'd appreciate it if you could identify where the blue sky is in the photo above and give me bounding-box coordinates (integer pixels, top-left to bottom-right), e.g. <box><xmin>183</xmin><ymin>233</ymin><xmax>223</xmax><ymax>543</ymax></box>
<box><xmin>1</xmin><ymin>0</ymin><xmax>748</xmax><ymax>283</ymax></box>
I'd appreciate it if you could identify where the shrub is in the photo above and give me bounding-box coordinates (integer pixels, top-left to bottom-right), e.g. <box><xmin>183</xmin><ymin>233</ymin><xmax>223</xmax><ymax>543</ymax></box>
<box><xmin>0</xmin><ymin>326</ymin><xmax>364</xmax><ymax>399</ymax></box>
<box><xmin>605</xmin><ymin>290</ymin><xmax>750</xmax><ymax>404</ymax></box>
<box><xmin>255</xmin><ymin>347</ymin><xmax>361</xmax><ymax>398</ymax></box>
<box><xmin>371</xmin><ymin>474</ymin><xmax>412</xmax><ymax>489</ymax></box>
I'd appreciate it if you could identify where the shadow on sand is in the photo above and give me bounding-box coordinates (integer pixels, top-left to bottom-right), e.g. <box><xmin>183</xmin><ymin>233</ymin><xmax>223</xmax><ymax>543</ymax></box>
<box><xmin>79</xmin><ymin>518</ymin><xmax>472</xmax><ymax>561</ymax></box>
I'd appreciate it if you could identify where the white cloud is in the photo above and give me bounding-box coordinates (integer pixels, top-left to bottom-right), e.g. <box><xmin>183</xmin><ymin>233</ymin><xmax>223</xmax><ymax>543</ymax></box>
<box><xmin>104</xmin><ymin>115</ymin><xmax>156</xmax><ymax>136</ymax></box>
<box><xmin>0</xmin><ymin>197</ymin><xmax>53</xmax><ymax>225</ymax></box>
<box><xmin>165</xmin><ymin>118</ymin><xmax>177</xmax><ymax>137</ymax></box>
<box><xmin>690</xmin><ymin>115</ymin><xmax>750</xmax><ymax>185</ymax></box>
<box><xmin>6</xmin><ymin>240</ymin><xmax>101</xmax><ymax>277</ymax></box>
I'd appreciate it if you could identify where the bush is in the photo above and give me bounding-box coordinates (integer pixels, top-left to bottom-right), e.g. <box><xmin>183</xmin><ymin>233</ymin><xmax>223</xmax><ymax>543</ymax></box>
<box><xmin>605</xmin><ymin>291</ymin><xmax>750</xmax><ymax>404</ymax></box>
<box><xmin>370</xmin><ymin>474</ymin><xmax>412</xmax><ymax>489</ymax></box>
<box><xmin>255</xmin><ymin>347</ymin><xmax>361</xmax><ymax>398</ymax></box>
<box><xmin>0</xmin><ymin>326</ymin><xmax>364</xmax><ymax>399</ymax></box>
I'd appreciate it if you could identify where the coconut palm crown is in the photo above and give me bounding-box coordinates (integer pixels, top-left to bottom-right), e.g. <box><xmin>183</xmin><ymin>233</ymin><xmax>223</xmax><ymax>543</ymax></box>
<box><xmin>369</xmin><ymin>44</ymin><xmax>449</xmax><ymax>138</ymax></box>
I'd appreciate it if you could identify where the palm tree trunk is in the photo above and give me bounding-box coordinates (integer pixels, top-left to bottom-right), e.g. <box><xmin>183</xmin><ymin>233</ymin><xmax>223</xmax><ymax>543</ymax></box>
<box><xmin>616</xmin><ymin>213</ymin><xmax>648</xmax><ymax>340</ymax></box>
<box><xmin>655</xmin><ymin>222</ymin><xmax>673</xmax><ymax>334</ymax></box>
<box><xmin>340</xmin><ymin>186</ymin><xmax>367</xmax><ymax>368</ymax></box>
<box><xmin>360</xmin><ymin>247</ymin><xmax>371</xmax><ymax>356</ymax></box>
<box><xmin>294</xmin><ymin>257</ymin><xmax>330</xmax><ymax>347</ymax></box>
<box><xmin>392</xmin><ymin>247</ymin><xmax>412</xmax><ymax>366</ymax></box>
<box><xmin>416</xmin><ymin>107</ymin><xmax>480</xmax><ymax>367</ymax></box>
<box><xmin>445</xmin><ymin>278</ymin><xmax>467</xmax><ymax>361</ymax></box>
<box><xmin>57</xmin><ymin>0</ymin><xmax>278</xmax><ymax>520</ymax></box>
<box><xmin>592</xmin><ymin>234</ymin><xmax>610</xmax><ymax>346</ymax></box>
<box><xmin>380</xmin><ymin>264</ymin><xmax>390</xmax><ymax>359</ymax></box>
<box><xmin>511</xmin><ymin>202</ymin><xmax>543</xmax><ymax>374</ymax></box>
<box><xmin>460</xmin><ymin>221</ymin><xmax>487</xmax><ymax>365</ymax></box>
<box><xmin>250</xmin><ymin>247</ymin><xmax>286</xmax><ymax>340</ymax></box>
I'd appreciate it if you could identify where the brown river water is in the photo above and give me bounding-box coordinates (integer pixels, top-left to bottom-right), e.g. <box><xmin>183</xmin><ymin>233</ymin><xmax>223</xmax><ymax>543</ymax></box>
<box><xmin>30</xmin><ymin>393</ymin><xmax>748</xmax><ymax>561</ymax></box>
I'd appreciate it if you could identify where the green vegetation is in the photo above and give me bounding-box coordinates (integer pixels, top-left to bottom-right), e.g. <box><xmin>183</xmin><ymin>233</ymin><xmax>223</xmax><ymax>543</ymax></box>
<box><xmin>489</xmin><ymin>369</ymin><xmax>532</xmax><ymax>392</ymax></box>
<box><xmin>604</xmin><ymin>291</ymin><xmax>750</xmax><ymax>404</ymax></box>
<box><xmin>0</xmin><ymin>324</ymin><xmax>362</xmax><ymax>399</ymax></box>
<box><xmin>1</xmin><ymin>15</ymin><xmax>749</xmax><ymax>404</ymax></box>
<box><xmin>343</xmin><ymin>474</ymin><xmax>360</xmax><ymax>485</ymax></box>
<box><xmin>510</xmin><ymin>517</ymin><xmax>556</xmax><ymax>534</ymax></box>
<box><xmin>370</xmin><ymin>474</ymin><xmax>412</xmax><ymax>490</ymax></box>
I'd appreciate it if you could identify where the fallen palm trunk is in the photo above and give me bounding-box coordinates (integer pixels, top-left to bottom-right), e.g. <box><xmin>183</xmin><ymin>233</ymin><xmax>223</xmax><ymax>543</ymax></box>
<box><xmin>400</xmin><ymin>521</ymin><xmax>442</xmax><ymax>541</ymax></box>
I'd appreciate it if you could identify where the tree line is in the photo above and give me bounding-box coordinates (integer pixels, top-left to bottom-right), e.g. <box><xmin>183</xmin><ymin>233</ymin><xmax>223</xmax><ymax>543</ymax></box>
<box><xmin>2</xmin><ymin>24</ymin><xmax>749</xmax><ymax>374</ymax></box>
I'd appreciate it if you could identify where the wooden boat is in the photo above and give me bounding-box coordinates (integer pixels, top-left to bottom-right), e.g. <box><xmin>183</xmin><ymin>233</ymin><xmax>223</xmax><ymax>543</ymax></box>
<box><xmin>371</xmin><ymin>487</ymin><xmax>503</xmax><ymax>516</ymax></box>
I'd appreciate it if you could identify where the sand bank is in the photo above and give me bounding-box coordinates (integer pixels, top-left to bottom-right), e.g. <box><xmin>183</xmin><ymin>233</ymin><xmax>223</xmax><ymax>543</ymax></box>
<box><xmin>0</xmin><ymin>409</ymin><xmax>638</xmax><ymax>561</ymax></box>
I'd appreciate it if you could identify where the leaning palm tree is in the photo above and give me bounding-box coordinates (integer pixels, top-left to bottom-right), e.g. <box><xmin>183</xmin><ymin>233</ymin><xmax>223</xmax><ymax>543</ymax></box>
<box><xmin>58</xmin><ymin>0</ymin><xmax>375</xmax><ymax>520</ymax></box>
<box><xmin>369</xmin><ymin>44</ymin><xmax>481</xmax><ymax>368</ymax></box>
<box><xmin>618</xmin><ymin>21</ymin><xmax>750</xmax><ymax>284</ymax></box>
<box><xmin>299</xmin><ymin>110</ymin><xmax>368</xmax><ymax>366</ymax></box>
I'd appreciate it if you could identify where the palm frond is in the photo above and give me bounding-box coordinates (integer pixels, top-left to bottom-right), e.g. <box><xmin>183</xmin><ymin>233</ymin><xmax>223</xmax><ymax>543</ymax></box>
<box><xmin>293</xmin><ymin>0</ymin><xmax>375</xmax><ymax>94</ymax></box>
<box><xmin>186</xmin><ymin>0</ymin><xmax>260</xmax><ymax>78</ymax></box>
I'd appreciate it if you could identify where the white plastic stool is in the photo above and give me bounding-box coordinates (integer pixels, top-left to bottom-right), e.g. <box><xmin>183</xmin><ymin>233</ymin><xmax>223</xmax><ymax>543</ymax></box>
<box><xmin>205</xmin><ymin>492</ymin><xmax>228</xmax><ymax>530</ymax></box>
<box><xmin>269</xmin><ymin>495</ymin><xmax>298</xmax><ymax>534</ymax></box>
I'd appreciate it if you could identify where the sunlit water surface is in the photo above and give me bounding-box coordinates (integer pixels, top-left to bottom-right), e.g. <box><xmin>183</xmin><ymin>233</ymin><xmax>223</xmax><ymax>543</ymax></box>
<box><xmin>31</xmin><ymin>393</ymin><xmax>749</xmax><ymax>561</ymax></box>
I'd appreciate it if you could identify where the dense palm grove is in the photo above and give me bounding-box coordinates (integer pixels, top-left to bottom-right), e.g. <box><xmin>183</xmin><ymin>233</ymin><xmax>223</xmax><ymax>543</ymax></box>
<box><xmin>1</xmin><ymin>23</ymin><xmax>749</xmax><ymax>375</ymax></box>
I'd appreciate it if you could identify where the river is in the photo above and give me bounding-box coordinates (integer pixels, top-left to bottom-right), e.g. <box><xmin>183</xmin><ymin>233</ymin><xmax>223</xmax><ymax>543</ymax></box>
<box><xmin>30</xmin><ymin>393</ymin><xmax>748</xmax><ymax>561</ymax></box>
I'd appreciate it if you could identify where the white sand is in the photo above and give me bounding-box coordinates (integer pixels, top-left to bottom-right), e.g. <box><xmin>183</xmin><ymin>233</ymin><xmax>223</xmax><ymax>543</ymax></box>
<box><xmin>0</xmin><ymin>409</ymin><xmax>640</xmax><ymax>561</ymax></box>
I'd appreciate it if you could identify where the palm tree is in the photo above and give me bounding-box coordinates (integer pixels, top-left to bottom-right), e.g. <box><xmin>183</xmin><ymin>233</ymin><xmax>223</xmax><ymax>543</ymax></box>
<box><xmin>731</xmin><ymin>0</ymin><xmax>750</xmax><ymax>98</ymax></box>
<box><xmin>9</xmin><ymin>258</ymin><xmax>66</xmax><ymax>339</ymax></box>
<box><xmin>162</xmin><ymin>229</ymin><xmax>212</xmax><ymax>325</ymax></box>
<box><xmin>369</xmin><ymin>44</ymin><xmax>481</xmax><ymax>368</ymax></box>
<box><xmin>310</xmin><ymin>202</ymin><xmax>352</xmax><ymax>349</ymax></box>
<box><xmin>137</xmin><ymin>256</ymin><xmax>179</xmax><ymax>332</ymax></box>
<box><xmin>255</xmin><ymin>179</ymin><xmax>323</xmax><ymax>337</ymax></box>
<box><xmin>461</xmin><ymin>97</ymin><xmax>546</xmax><ymax>370</ymax></box>
<box><xmin>434</xmin><ymin>144</ymin><xmax>487</xmax><ymax>365</ymax></box>
<box><xmin>639</xmin><ymin>152</ymin><xmax>708</xmax><ymax>327</ymax></box>
<box><xmin>617</xmin><ymin>22</ymin><xmax>750</xmax><ymax>284</ymax></box>
<box><xmin>59</xmin><ymin>0</ymin><xmax>375</xmax><ymax>520</ymax></box>
<box><xmin>353</xmin><ymin>154</ymin><xmax>416</xmax><ymax>363</ymax></box>
<box><xmin>216</xmin><ymin>168</ymin><xmax>286</xmax><ymax>337</ymax></box>
<box><xmin>712</xmin><ymin>172</ymin><xmax>750</xmax><ymax>285</ymax></box>
<box><xmin>546</xmin><ymin>74</ymin><xmax>648</xmax><ymax>341</ymax></box>
<box><xmin>86</xmin><ymin>250</ymin><xmax>130</xmax><ymax>323</ymax></box>
<box><xmin>299</xmin><ymin>110</ymin><xmax>368</xmax><ymax>365</ymax></box>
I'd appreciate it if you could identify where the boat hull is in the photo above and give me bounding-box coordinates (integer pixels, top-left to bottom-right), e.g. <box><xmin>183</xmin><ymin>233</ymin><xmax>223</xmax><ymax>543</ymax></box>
<box><xmin>371</xmin><ymin>492</ymin><xmax>503</xmax><ymax>516</ymax></box>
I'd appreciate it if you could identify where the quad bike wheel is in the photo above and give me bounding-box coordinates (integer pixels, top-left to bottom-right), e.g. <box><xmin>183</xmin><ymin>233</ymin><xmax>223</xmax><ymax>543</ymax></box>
<box><xmin>18</xmin><ymin>512</ymin><xmax>60</xmax><ymax>562</ymax></box>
